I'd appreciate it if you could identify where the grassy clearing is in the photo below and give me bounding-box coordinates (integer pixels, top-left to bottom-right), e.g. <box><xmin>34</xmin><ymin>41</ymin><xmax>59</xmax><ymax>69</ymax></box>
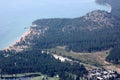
<box><xmin>50</xmin><ymin>47</ymin><xmax>108</xmax><ymax>65</ymax></box>
<box><xmin>48</xmin><ymin>46</ymin><xmax>120</xmax><ymax>73</ymax></box>
<box><xmin>30</xmin><ymin>76</ymin><xmax>43</xmax><ymax>80</ymax></box>
<box><xmin>30</xmin><ymin>76</ymin><xmax>59</xmax><ymax>80</ymax></box>
<box><xmin>48</xmin><ymin>46</ymin><xmax>116</xmax><ymax>69</ymax></box>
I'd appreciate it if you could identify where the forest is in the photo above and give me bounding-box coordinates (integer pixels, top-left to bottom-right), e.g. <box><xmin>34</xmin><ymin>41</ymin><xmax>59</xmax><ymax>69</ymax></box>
<box><xmin>14</xmin><ymin>10</ymin><xmax>120</xmax><ymax>64</ymax></box>
<box><xmin>0</xmin><ymin>49</ymin><xmax>87</xmax><ymax>80</ymax></box>
<box><xmin>106</xmin><ymin>48</ymin><xmax>120</xmax><ymax>64</ymax></box>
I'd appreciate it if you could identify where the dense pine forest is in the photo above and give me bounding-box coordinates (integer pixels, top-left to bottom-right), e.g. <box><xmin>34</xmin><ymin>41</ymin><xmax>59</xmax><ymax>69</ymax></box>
<box><xmin>0</xmin><ymin>0</ymin><xmax>120</xmax><ymax>79</ymax></box>
<box><xmin>7</xmin><ymin>10</ymin><xmax>120</xmax><ymax>65</ymax></box>
<box><xmin>15</xmin><ymin>10</ymin><xmax>120</xmax><ymax>53</ymax></box>
<box><xmin>106</xmin><ymin>48</ymin><xmax>120</xmax><ymax>64</ymax></box>
<box><xmin>0</xmin><ymin>49</ymin><xmax>87</xmax><ymax>80</ymax></box>
<box><xmin>0</xmin><ymin>10</ymin><xmax>120</xmax><ymax>79</ymax></box>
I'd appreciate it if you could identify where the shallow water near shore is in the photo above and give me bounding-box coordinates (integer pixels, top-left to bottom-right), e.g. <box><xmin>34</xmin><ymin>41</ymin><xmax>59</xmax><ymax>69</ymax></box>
<box><xmin>0</xmin><ymin>0</ymin><xmax>110</xmax><ymax>49</ymax></box>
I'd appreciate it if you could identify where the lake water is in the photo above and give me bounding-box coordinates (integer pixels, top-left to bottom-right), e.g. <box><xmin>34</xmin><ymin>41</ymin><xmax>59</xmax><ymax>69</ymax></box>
<box><xmin>0</xmin><ymin>0</ymin><xmax>110</xmax><ymax>49</ymax></box>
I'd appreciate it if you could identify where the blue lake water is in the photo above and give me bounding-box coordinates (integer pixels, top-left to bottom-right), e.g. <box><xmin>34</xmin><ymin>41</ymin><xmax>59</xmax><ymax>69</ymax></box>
<box><xmin>0</xmin><ymin>0</ymin><xmax>110</xmax><ymax>49</ymax></box>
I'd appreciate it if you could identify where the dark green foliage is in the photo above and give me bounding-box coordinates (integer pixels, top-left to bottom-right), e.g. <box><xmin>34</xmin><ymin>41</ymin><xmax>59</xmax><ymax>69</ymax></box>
<box><xmin>12</xmin><ymin>11</ymin><xmax>120</xmax><ymax>53</ymax></box>
<box><xmin>1</xmin><ymin>10</ymin><xmax>120</xmax><ymax>79</ymax></box>
<box><xmin>0</xmin><ymin>49</ymin><xmax>87</xmax><ymax>79</ymax></box>
<box><xmin>29</xmin><ymin>14</ymin><xmax>120</xmax><ymax>53</ymax></box>
<box><xmin>106</xmin><ymin>48</ymin><xmax>120</xmax><ymax>64</ymax></box>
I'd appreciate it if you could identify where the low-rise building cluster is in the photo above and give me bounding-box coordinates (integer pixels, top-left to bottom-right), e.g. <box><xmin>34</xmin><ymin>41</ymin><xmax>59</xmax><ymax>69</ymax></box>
<box><xmin>88</xmin><ymin>68</ymin><xmax>118</xmax><ymax>80</ymax></box>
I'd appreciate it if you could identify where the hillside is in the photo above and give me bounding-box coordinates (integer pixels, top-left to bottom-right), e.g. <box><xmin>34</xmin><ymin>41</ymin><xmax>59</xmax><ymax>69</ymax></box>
<box><xmin>0</xmin><ymin>49</ymin><xmax>87</xmax><ymax>80</ymax></box>
<box><xmin>9</xmin><ymin>10</ymin><xmax>120</xmax><ymax>53</ymax></box>
<box><xmin>0</xmin><ymin>10</ymin><xmax>120</xmax><ymax>79</ymax></box>
<box><xmin>6</xmin><ymin>10</ymin><xmax>120</xmax><ymax>65</ymax></box>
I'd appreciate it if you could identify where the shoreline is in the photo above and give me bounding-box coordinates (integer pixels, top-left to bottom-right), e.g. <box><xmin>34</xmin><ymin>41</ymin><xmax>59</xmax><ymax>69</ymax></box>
<box><xmin>1</xmin><ymin>28</ymin><xmax>29</xmax><ymax>51</ymax></box>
